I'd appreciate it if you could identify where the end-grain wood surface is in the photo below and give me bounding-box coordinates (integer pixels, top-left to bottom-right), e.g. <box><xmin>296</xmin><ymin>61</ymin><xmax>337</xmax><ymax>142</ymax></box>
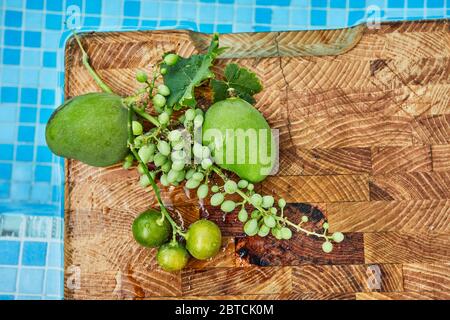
<box><xmin>64</xmin><ymin>21</ymin><xmax>450</xmax><ymax>300</ymax></box>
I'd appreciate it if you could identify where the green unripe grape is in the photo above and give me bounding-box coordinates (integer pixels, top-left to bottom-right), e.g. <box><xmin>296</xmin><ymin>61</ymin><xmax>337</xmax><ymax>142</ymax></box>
<box><xmin>132</xmin><ymin>121</ymin><xmax>143</xmax><ymax>135</ymax></box>
<box><xmin>139</xmin><ymin>175</ymin><xmax>150</xmax><ymax>187</ymax></box>
<box><xmin>247</xmin><ymin>183</ymin><xmax>254</xmax><ymax>191</ymax></box>
<box><xmin>258</xmin><ymin>225</ymin><xmax>270</xmax><ymax>237</ymax></box>
<box><xmin>172</xmin><ymin>141</ymin><xmax>184</xmax><ymax>151</ymax></box>
<box><xmin>168</xmin><ymin>130</ymin><xmax>181</xmax><ymax>142</ymax></box>
<box><xmin>164</xmin><ymin>53</ymin><xmax>179</xmax><ymax>66</ymax></box>
<box><xmin>161</xmin><ymin>160</ymin><xmax>172</xmax><ymax>173</ymax></box>
<box><xmin>250</xmin><ymin>193</ymin><xmax>262</xmax><ymax>206</ymax></box>
<box><xmin>192</xmin><ymin>143</ymin><xmax>203</xmax><ymax>159</ymax></box>
<box><xmin>278</xmin><ymin>198</ymin><xmax>286</xmax><ymax>208</ymax></box>
<box><xmin>332</xmin><ymin>232</ymin><xmax>344</xmax><ymax>243</ymax></box>
<box><xmin>262</xmin><ymin>195</ymin><xmax>274</xmax><ymax>208</ymax></box>
<box><xmin>185</xmin><ymin>109</ymin><xmax>195</xmax><ymax>121</ymax></box>
<box><xmin>176</xmin><ymin>170</ymin><xmax>186</xmax><ymax>182</ymax></box>
<box><xmin>160</xmin><ymin>174</ymin><xmax>169</xmax><ymax>186</ymax></box>
<box><xmin>211</xmin><ymin>185</ymin><xmax>219</xmax><ymax>193</ymax></box>
<box><xmin>157</xmin><ymin>84</ymin><xmax>171</xmax><ymax>96</ymax></box>
<box><xmin>171</xmin><ymin>150</ymin><xmax>186</xmax><ymax>162</ymax></box>
<box><xmin>137</xmin><ymin>163</ymin><xmax>146</xmax><ymax>175</ymax></box>
<box><xmin>263</xmin><ymin>215</ymin><xmax>276</xmax><ymax>228</ymax></box>
<box><xmin>138</xmin><ymin>145</ymin><xmax>153</xmax><ymax>164</ymax></box>
<box><xmin>153</xmin><ymin>153</ymin><xmax>167</xmax><ymax>167</ymax></box>
<box><xmin>167</xmin><ymin>169</ymin><xmax>179</xmax><ymax>183</ymax></box>
<box><xmin>192</xmin><ymin>172</ymin><xmax>204</xmax><ymax>181</ymax></box>
<box><xmin>160</xmin><ymin>67</ymin><xmax>167</xmax><ymax>75</ymax></box>
<box><xmin>158</xmin><ymin>112</ymin><xmax>169</xmax><ymax>125</ymax></box>
<box><xmin>172</xmin><ymin>160</ymin><xmax>185</xmax><ymax>171</ymax></box>
<box><xmin>243</xmin><ymin>219</ymin><xmax>259</xmax><ymax>236</ymax></box>
<box><xmin>323</xmin><ymin>222</ymin><xmax>329</xmax><ymax>230</ymax></box>
<box><xmin>185</xmin><ymin>168</ymin><xmax>195</xmax><ymax>180</ymax></box>
<box><xmin>301</xmin><ymin>215</ymin><xmax>308</xmax><ymax>223</ymax></box>
<box><xmin>195</xmin><ymin>108</ymin><xmax>203</xmax><ymax>117</ymax></box>
<box><xmin>133</xmin><ymin>135</ymin><xmax>144</xmax><ymax>148</ymax></box>
<box><xmin>281</xmin><ymin>227</ymin><xmax>292</xmax><ymax>240</ymax></box>
<box><xmin>185</xmin><ymin>178</ymin><xmax>200</xmax><ymax>189</ymax></box>
<box><xmin>157</xmin><ymin>140</ymin><xmax>171</xmax><ymax>156</ymax></box>
<box><xmin>221</xmin><ymin>200</ymin><xmax>236</xmax><ymax>213</ymax></box>
<box><xmin>197</xmin><ymin>184</ymin><xmax>209</xmax><ymax>199</ymax></box>
<box><xmin>224</xmin><ymin>180</ymin><xmax>237</xmax><ymax>194</ymax></box>
<box><xmin>270</xmin><ymin>207</ymin><xmax>277</xmax><ymax>214</ymax></box>
<box><xmin>201</xmin><ymin>146</ymin><xmax>210</xmax><ymax>159</ymax></box>
<box><xmin>135</xmin><ymin>70</ymin><xmax>148</xmax><ymax>83</ymax></box>
<box><xmin>194</xmin><ymin>114</ymin><xmax>204</xmax><ymax>128</ymax></box>
<box><xmin>153</xmin><ymin>94</ymin><xmax>166</xmax><ymax>109</ymax></box>
<box><xmin>210</xmin><ymin>193</ymin><xmax>224</xmax><ymax>206</ymax></box>
<box><xmin>322</xmin><ymin>241</ymin><xmax>333</xmax><ymax>253</ymax></box>
<box><xmin>156</xmin><ymin>242</ymin><xmax>189</xmax><ymax>272</ymax></box>
<box><xmin>238</xmin><ymin>209</ymin><xmax>248</xmax><ymax>223</ymax></box>
<box><xmin>272</xmin><ymin>227</ymin><xmax>282</xmax><ymax>240</ymax></box>
<box><xmin>237</xmin><ymin>179</ymin><xmax>248</xmax><ymax>189</ymax></box>
<box><xmin>201</xmin><ymin>158</ymin><xmax>212</xmax><ymax>170</ymax></box>
<box><xmin>123</xmin><ymin>160</ymin><xmax>132</xmax><ymax>170</ymax></box>
<box><xmin>251</xmin><ymin>210</ymin><xmax>260</xmax><ymax>219</ymax></box>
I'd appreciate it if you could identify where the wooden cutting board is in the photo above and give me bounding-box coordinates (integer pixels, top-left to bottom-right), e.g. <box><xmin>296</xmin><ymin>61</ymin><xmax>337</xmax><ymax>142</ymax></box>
<box><xmin>64</xmin><ymin>20</ymin><xmax>450</xmax><ymax>300</ymax></box>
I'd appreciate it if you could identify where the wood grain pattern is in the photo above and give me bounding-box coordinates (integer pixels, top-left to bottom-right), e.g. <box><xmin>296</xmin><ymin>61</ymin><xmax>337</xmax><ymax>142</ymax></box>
<box><xmin>65</xmin><ymin>21</ymin><xmax>450</xmax><ymax>300</ymax></box>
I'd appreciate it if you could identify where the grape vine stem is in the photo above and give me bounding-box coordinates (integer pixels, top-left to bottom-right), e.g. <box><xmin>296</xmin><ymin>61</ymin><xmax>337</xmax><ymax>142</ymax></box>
<box><xmin>211</xmin><ymin>165</ymin><xmax>332</xmax><ymax>241</ymax></box>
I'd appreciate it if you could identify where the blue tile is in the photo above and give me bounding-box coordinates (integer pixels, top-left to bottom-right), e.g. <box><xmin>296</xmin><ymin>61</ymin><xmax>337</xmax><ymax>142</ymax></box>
<box><xmin>407</xmin><ymin>0</ymin><xmax>424</xmax><ymax>7</ymax></box>
<box><xmin>0</xmin><ymin>267</ymin><xmax>18</xmax><ymax>292</ymax></box>
<box><xmin>123</xmin><ymin>18</ymin><xmax>139</xmax><ymax>27</ymax></box>
<box><xmin>350</xmin><ymin>0</ymin><xmax>367</xmax><ymax>8</ymax></box>
<box><xmin>84</xmin><ymin>17</ymin><xmax>101</xmax><ymax>27</ymax></box>
<box><xmin>4</xmin><ymin>29</ymin><xmax>22</xmax><ymax>46</ymax></box>
<box><xmin>40</xmin><ymin>89</ymin><xmax>55</xmax><ymax>105</ymax></box>
<box><xmin>16</xmin><ymin>145</ymin><xmax>34</xmax><ymax>161</ymax></box>
<box><xmin>45</xmin><ymin>269</ymin><xmax>63</xmax><ymax>296</ymax></box>
<box><xmin>0</xmin><ymin>144</ymin><xmax>14</xmax><ymax>160</ymax></box>
<box><xmin>47</xmin><ymin>242</ymin><xmax>63</xmax><ymax>268</ymax></box>
<box><xmin>46</xmin><ymin>0</ymin><xmax>63</xmax><ymax>11</ymax></box>
<box><xmin>25</xmin><ymin>11</ymin><xmax>44</xmax><ymax>29</ymax></box>
<box><xmin>1</xmin><ymin>66</ymin><xmax>20</xmax><ymax>85</ymax></box>
<box><xmin>311</xmin><ymin>0</ymin><xmax>327</xmax><ymax>7</ymax></box>
<box><xmin>0</xmin><ymin>295</ymin><xmax>15</xmax><ymax>300</ymax></box>
<box><xmin>19</xmin><ymin>107</ymin><xmax>37</xmax><ymax>123</ymax></box>
<box><xmin>199</xmin><ymin>4</ymin><xmax>216</xmax><ymax>22</ymax></box>
<box><xmin>26</xmin><ymin>0</ymin><xmax>44</xmax><ymax>10</ymax></box>
<box><xmin>330</xmin><ymin>0</ymin><xmax>347</xmax><ymax>7</ymax></box>
<box><xmin>86</xmin><ymin>0</ymin><xmax>102</xmax><ymax>14</ymax></box>
<box><xmin>0</xmin><ymin>183</ymin><xmax>10</xmax><ymax>198</ymax></box>
<box><xmin>21</xmin><ymin>88</ymin><xmax>38</xmax><ymax>104</ymax></box>
<box><xmin>217</xmin><ymin>24</ymin><xmax>233</xmax><ymax>33</ymax></box>
<box><xmin>0</xmin><ymin>124</ymin><xmax>16</xmax><ymax>144</ymax></box>
<box><xmin>6</xmin><ymin>0</ymin><xmax>24</xmax><ymax>8</ymax></box>
<box><xmin>5</xmin><ymin>11</ymin><xmax>23</xmax><ymax>27</ymax></box>
<box><xmin>256</xmin><ymin>0</ymin><xmax>290</xmax><ymax>5</ymax></box>
<box><xmin>311</xmin><ymin>9</ymin><xmax>327</xmax><ymax>26</ymax></box>
<box><xmin>141</xmin><ymin>1</ymin><xmax>160</xmax><ymax>18</ymax></box>
<box><xmin>125</xmin><ymin>1</ymin><xmax>141</xmax><ymax>17</ymax></box>
<box><xmin>199</xmin><ymin>24</ymin><xmax>214</xmax><ymax>33</ymax></box>
<box><xmin>348</xmin><ymin>10</ymin><xmax>366</xmax><ymax>25</ymax></box>
<box><xmin>18</xmin><ymin>126</ymin><xmax>35</xmax><ymax>143</ymax></box>
<box><xmin>31</xmin><ymin>183</ymin><xmax>52</xmax><ymax>202</ymax></box>
<box><xmin>22</xmin><ymin>242</ymin><xmax>47</xmax><ymax>266</ymax></box>
<box><xmin>0</xmin><ymin>106</ymin><xmax>17</xmax><ymax>122</ymax></box>
<box><xmin>39</xmin><ymin>108</ymin><xmax>53</xmax><ymax>124</ymax></box>
<box><xmin>45</xmin><ymin>14</ymin><xmax>63</xmax><ymax>30</ymax></box>
<box><xmin>43</xmin><ymin>51</ymin><xmax>57</xmax><ymax>68</ymax></box>
<box><xmin>36</xmin><ymin>146</ymin><xmax>52</xmax><ymax>162</ymax></box>
<box><xmin>0</xmin><ymin>241</ymin><xmax>20</xmax><ymax>264</ymax></box>
<box><xmin>255</xmin><ymin>8</ymin><xmax>272</xmax><ymax>24</ymax></box>
<box><xmin>0</xmin><ymin>163</ymin><xmax>13</xmax><ymax>180</ymax></box>
<box><xmin>3</xmin><ymin>48</ymin><xmax>21</xmax><ymax>65</ymax></box>
<box><xmin>21</xmin><ymin>69</ymin><xmax>40</xmax><ymax>86</ymax></box>
<box><xmin>35</xmin><ymin>165</ymin><xmax>52</xmax><ymax>182</ymax></box>
<box><xmin>42</xmin><ymin>31</ymin><xmax>60</xmax><ymax>49</ymax></box>
<box><xmin>10</xmin><ymin>182</ymin><xmax>31</xmax><ymax>200</ymax></box>
<box><xmin>19</xmin><ymin>268</ymin><xmax>45</xmax><ymax>294</ymax></box>
<box><xmin>13</xmin><ymin>162</ymin><xmax>32</xmax><ymax>181</ymax></box>
<box><xmin>22</xmin><ymin>50</ymin><xmax>41</xmax><ymax>67</ymax></box>
<box><xmin>24</xmin><ymin>31</ymin><xmax>42</xmax><ymax>48</ymax></box>
<box><xmin>427</xmin><ymin>0</ymin><xmax>444</xmax><ymax>8</ymax></box>
<box><xmin>388</xmin><ymin>0</ymin><xmax>405</xmax><ymax>8</ymax></box>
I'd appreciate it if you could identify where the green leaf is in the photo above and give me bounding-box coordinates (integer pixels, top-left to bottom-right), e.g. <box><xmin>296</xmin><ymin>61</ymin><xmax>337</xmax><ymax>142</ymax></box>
<box><xmin>162</xmin><ymin>33</ymin><xmax>223</xmax><ymax>109</ymax></box>
<box><xmin>211</xmin><ymin>63</ymin><xmax>263</xmax><ymax>104</ymax></box>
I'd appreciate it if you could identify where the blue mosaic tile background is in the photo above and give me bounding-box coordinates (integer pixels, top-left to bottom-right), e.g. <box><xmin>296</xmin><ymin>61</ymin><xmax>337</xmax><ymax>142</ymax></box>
<box><xmin>0</xmin><ymin>0</ymin><xmax>448</xmax><ymax>301</ymax></box>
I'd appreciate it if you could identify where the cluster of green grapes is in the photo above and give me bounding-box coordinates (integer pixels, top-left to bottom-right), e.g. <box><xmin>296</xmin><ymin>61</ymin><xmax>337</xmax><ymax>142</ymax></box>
<box><xmin>122</xmin><ymin>52</ymin><xmax>344</xmax><ymax>255</ymax></box>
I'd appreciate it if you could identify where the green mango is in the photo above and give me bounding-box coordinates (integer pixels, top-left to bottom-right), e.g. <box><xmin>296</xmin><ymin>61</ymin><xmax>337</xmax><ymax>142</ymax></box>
<box><xmin>46</xmin><ymin>92</ymin><xmax>129</xmax><ymax>167</ymax></box>
<box><xmin>202</xmin><ymin>97</ymin><xmax>275</xmax><ymax>183</ymax></box>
